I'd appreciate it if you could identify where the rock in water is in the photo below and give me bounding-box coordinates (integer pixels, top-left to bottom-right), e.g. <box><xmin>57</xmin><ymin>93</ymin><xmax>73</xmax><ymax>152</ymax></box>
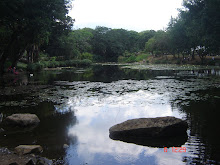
<box><xmin>14</xmin><ymin>145</ymin><xmax>43</xmax><ymax>155</ymax></box>
<box><xmin>5</xmin><ymin>114</ymin><xmax>40</xmax><ymax>126</ymax></box>
<box><xmin>109</xmin><ymin>116</ymin><xmax>188</xmax><ymax>139</ymax></box>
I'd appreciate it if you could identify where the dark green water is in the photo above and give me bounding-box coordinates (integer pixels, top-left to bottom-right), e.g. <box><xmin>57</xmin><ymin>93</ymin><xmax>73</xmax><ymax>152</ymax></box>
<box><xmin>0</xmin><ymin>64</ymin><xmax>220</xmax><ymax>164</ymax></box>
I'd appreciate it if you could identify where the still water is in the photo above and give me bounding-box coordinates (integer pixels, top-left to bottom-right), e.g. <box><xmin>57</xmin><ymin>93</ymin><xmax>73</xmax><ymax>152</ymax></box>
<box><xmin>0</xmin><ymin>64</ymin><xmax>220</xmax><ymax>164</ymax></box>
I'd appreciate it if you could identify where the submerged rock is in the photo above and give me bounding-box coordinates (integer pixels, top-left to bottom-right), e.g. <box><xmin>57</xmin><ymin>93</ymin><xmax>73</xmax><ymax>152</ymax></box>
<box><xmin>5</xmin><ymin>114</ymin><xmax>40</xmax><ymax>127</ymax></box>
<box><xmin>109</xmin><ymin>116</ymin><xmax>188</xmax><ymax>139</ymax></box>
<box><xmin>14</xmin><ymin>145</ymin><xmax>43</xmax><ymax>155</ymax></box>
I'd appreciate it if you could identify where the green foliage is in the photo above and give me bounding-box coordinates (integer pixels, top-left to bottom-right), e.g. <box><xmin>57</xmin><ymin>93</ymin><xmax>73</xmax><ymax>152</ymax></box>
<box><xmin>135</xmin><ymin>54</ymin><xmax>150</xmax><ymax>62</ymax></box>
<box><xmin>117</xmin><ymin>56</ymin><xmax>126</xmax><ymax>63</ymax></box>
<box><xmin>27</xmin><ymin>63</ymin><xmax>44</xmax><ymax>72</ymax></box>
<box><xmin>145</xmin><ymin>31</ymin><xmax>170</xmax><ymax>56</ymax></box>
<box><xmin>17</xmin><ymin>62</ymin><xmax>27</xmax><ymax>70</ymax></box>
<box><xmin>118</xmin><ymin>53</ymin><xmax>150</xmax><ymax>63</ymax></box>
<box><xmin>91</xmin><ymin>27</ymin><xmax>149</xmax><ymax>62</ymax></box>
<box><xmin>39</xmin><ymin>52</ymin><xmax>49</xmax><ymax>61</ymax></box>
<box><xmin>0</xmin><ymin>0</ymin><xmax>74</xmax><ymax>74</ymax></box>
<box><xmin>126</xmin><ymin>55</ymin><xmax>137</xmax><ymax>63</ymax></box>
<box><xmin>167</xmin><ymin>0</ymin><xmax>220</xmax><ymax>60</ymax></box>
<box><xmin>79</xmin><ymin>52</ymin><xmax>93</xmax><ymax>61</ymax></box>
<box><xmin>145</xmin><ymin>37</ymin><xmax>156</xmax><ymax>55</ymax></box>
<box><xmin>4</xmin><ymin>61</ymin><xmax>12</xmax><ymax>69</ymax></box>
<box><xmin>27</xmin><ymin>59</ymin><xmax>92</xmax><ymax>71</ymax></box>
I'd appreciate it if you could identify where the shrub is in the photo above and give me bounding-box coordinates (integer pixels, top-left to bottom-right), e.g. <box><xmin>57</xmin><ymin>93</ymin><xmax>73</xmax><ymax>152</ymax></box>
<box><xmin>135</xmin><ymin>53</ymin><xmax>150</xmax><ymax>62</ymax></box>
<box><xmin>118</xmin><ymin>56</ymin><xmax>126</xmax><ymax>63</ymax></box>
<box><xmin>79</xmin><ymin>52</ymin><xmax>93</xmax><ymax>61</ymax></box>
<box><xmin>17</xmin><ymin>62</ymin><xmax>27</xmax><ymax>70</ymax></box>
<box><xmin>126</xmin><ymin>55</ymin><xmax>136</xmax><ymax>63</ymax></box>
<box><xmin>81</xmin><ymin>59</ymin><xmax>92</xmax><ymax>66</ymax></box>
<box><xmin>27</xmin><ymin>63</ymin><xmax>44</xmax><ymax>72</ymax></box>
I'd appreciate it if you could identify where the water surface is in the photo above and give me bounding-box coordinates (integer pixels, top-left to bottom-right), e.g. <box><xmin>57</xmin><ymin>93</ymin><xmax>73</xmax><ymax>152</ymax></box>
<box><xmin>0</xmin><ymin>64</ymin><xmax>219</xmax><ymax>164</ymax></box>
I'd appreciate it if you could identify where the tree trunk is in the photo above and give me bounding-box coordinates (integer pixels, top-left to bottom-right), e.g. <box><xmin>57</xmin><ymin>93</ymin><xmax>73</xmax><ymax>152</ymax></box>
<box><xmin>33</xmin><ymin>45</ymin><xmax>39</xmax><ymax>62</ymax></box>
<box><xmin>172</xmin><ymin>52</ymin><xmax>176</xmax><ymax>58</ymax></box>
<box><xmin>11</xmin><ymin>49</ymin><xmax>25</xmax><ymax>67</ymax></box>
<box><xmin>0</xmin><ymin>31</ymin><xmax>19</xmax><ymax>75</ymax></box>
<box><xmin>0</xmin><ymin>52</ymin><xmax>8</xmax><ymax>75</ymax></box>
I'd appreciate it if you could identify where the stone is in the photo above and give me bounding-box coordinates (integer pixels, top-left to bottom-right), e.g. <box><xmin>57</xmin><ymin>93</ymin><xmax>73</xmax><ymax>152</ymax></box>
<box><xmin>9</xmin><ymin>163</ymin><xmax>19</xmax><ymax>165</ymax></box>
<box><xmin>5</xmin><ymin>114</ymin><xmax>40</xmax><ymax>127</ymax></box>
<box><xmin>36</xmin><ymin>157</ymin><xmax>53</xmax><ymax>165</ymax></box>
<box><xmin>26</xmin><ymin>159</ymin><xmax>35</xmax><ymax>165</ymax></box>
<box><xmin>63</xmin><ymin>144</ymin><xmax>69</xmax><ymax>149</ymax></box>
<box><xmin>15</xmin><ymin>145</ymin><xmax>43</xmax><ymax>155</ymax></box>
<box><xmin>109</xmin><ymin>116</ymin><xmax>188</xmax><ymax>139</ymax></box>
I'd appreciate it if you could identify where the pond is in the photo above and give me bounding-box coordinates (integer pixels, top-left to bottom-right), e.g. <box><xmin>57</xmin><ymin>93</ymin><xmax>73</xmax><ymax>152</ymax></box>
<box><xmin>0</xmin><ymin>64</ymin><xmax>220</xmax><ymax>164</ymax></box>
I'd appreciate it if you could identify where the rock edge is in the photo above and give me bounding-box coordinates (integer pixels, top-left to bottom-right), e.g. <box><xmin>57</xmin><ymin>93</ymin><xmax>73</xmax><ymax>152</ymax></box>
<box><xmin>109</xmin><ymin>116</ymin><xmax>188</xmax><ymax>138</ymax></box>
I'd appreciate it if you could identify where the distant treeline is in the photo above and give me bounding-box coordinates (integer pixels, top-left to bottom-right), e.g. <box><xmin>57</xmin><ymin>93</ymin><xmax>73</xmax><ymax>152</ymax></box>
<box><xmin>0</xmin><ymin>0</ymin><xmax>220</xmax><ymax>74</ymax></box>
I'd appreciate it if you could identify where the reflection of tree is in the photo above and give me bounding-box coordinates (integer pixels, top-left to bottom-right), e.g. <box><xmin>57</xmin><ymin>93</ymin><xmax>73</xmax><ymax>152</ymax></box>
<box><xmin>174</xmin><ymin>88</ymin><xmax>220</xmax><ymax>164</ymax></box>
<box><xmin>34</xmin><ymin>110</ymin><xmax>77</xmax><ymax>159</ymax></box>
<box><xmin>0</xmin><ymin>102</ymin><xmax>78</xmax><ymax>160</ymax></box>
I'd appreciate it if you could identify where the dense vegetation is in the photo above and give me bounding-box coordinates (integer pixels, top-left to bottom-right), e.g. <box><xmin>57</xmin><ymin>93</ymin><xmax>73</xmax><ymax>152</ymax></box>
<box><xmin>0</xmin><ymin>0</ymin><xmax>219</xmax><ymax>74</ymax></box>
<box><xmin>0</xmin><ymin>0</ymin><xmax>74</xmax><ymax>74</ymax></box>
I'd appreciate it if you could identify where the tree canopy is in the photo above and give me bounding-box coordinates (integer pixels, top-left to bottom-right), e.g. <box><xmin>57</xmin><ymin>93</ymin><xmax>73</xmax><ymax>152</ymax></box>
<box><xmin>1</xmin><ymin>0</ymin><xmax>219</xmax><ymax>72</ymax></box>
<box><xmin>0</xmin><ymin>0</ymin><xmax>74</xmax><ymax>74</ymax></box>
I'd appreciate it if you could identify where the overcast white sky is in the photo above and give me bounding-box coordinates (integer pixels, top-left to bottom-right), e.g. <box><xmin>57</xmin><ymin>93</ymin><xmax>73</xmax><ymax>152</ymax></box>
<box><xmin>69</xmin><ymin>0</ymin><xmax>183</xmax><ymax>32</ymax></box>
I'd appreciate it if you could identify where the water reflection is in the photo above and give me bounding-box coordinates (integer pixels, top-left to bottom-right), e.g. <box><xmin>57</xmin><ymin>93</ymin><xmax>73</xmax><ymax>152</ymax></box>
<box><xmin>0</xmin><ymin>101</ymin><xmax>77</xmax><ymax>159</ymax></box>
<box><xmin>110</xmin><ymin>134</ymin><xmax>188</xmax><ymax>148</ymax></box>
<box><xmin>177</xmin><ymin>89</ymin><xmax>220</xmax><ymax>164</ymax></box>
<box><xmin>65</xmin><ymin>90</ymin><xmax>186</xmax><ymax>164</ymax></box>
<box><xmin>1</xmin><ymin>64</ymin><xmax>220</xmax><ymax>164</ymax></box>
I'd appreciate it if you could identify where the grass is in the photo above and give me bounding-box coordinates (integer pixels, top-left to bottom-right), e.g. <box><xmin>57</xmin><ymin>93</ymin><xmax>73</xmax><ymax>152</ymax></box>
<box><xmin>118</xmin><ymin>53</ymin><xmax>150</xmax><ymax>63</ymax></box>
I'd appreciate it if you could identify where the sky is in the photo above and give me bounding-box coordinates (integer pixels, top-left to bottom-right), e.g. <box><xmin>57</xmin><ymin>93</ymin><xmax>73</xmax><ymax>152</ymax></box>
<box><xmin>69</xmin><ymin>0</ymin><xmax>183</xmax><ymax>32</ymax></box>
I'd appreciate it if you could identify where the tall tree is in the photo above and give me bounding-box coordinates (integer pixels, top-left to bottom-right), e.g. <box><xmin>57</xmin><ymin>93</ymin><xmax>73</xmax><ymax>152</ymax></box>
<box><xmin>0</xmin><ymin>0</ymin><xmax>73</xmax><ymax>74</ymax></box>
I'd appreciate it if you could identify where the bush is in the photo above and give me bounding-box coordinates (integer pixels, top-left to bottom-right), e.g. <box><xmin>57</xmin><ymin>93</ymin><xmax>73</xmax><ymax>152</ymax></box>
<box><xmin>17</xmin><ymin>62</ymin><xmax>27</xmax><ymax>70</ymax></box>
<box><xmin>4</xmin><ymin>61</ymin><xmax>12</xmax><ymax>70</ymax></box>
<box><xmin>79</xmin><ymin>52</ymin><xmax>93</xmax><ymax>61</ymax></box>
<box><xmin>27</xmin><ymin>63</ymin><xmax>44</xmax><ymax>72</ymax></box>
<box><xmin>126</xmin><ymin>55</ymin><xmax>137</xmax><ymax>63</ymax></box>
<box><xmin>135</xmin><ymin>53</ymin><xmax>150</xmax><ymax>62</ymax></box>
<box><xmin>26</xmin><ymin>58</ymin><xmax>92</xmax><ymax>72</ymax></box>
<box><xmin>118</xmin><ymin>56</ymin><xmax>126</xmax><ymax>63</ymax></box>
<box><xmin>80</xmin><ymin>59</ymin><xmax>92</xmax><ymax>66</ymax></box>
<box><xmin>39</xmin><ymin>52</ymin><xmax>49</xmax><ymax>61</ymax></box>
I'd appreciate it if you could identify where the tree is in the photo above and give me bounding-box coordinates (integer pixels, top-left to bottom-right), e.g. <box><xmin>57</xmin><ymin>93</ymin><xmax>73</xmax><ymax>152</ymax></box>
<box><xmin>167</xmin><ymin>0</ymin><xmax>220</xmax><ymax>62</ymax></box>
<box><xmin>0</xmin><ymin>0</ymin><xmax>74</xmax><ymax>74</ymax></box>
<box><xmin>167</xmin><ymin>16</ymin><xmax>190</xmax><ymax>58</ymax></box>
<box><xmin>145</xmin><ymin>37</ymin><xmax>156</xmax><ymax>56</ymax></box>
<box><xmin>138</xmin><ymin>30</ymin><xmax>156</xmax><ymax>50</ymax></box>
<box><xmin>45</xmin><ymin>28</ymin><xmax>93</xmax><ymax>60</ymax></box>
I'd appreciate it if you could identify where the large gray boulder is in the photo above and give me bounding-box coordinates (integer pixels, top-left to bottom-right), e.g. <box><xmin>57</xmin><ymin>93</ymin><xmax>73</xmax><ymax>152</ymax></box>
<box><xmin>5</xmin><ymin>114</ymin><xmax>40</xmax><ymax>127</ymax></box>
<box><xmin>109</xmin><ymin>116</ymin><xmax>188</xmax><ymax>139</ymax></box>
<box><xmin>14</xmin><ymin>145</ymin><xmax>43</xmax><ymax>155</ymax></box>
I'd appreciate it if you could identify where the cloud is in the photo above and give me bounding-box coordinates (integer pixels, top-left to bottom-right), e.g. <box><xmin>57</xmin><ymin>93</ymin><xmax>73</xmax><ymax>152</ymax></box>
<box><xmin>65</xmin><ymin>90</ymin><xmax>186</xmax><ymax>164</ymax></box>
<box><xmin>69</xmin><ymin>0</ymin><xmax>183</xmax><ymax>31</ymax></box>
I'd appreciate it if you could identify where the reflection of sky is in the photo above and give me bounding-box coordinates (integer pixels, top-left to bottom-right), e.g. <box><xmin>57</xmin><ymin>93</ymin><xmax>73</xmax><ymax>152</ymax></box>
<box><xmin>65</xmin><ymin>89</ymin><xmax>187</xmax><ymax>165</ymax></box>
